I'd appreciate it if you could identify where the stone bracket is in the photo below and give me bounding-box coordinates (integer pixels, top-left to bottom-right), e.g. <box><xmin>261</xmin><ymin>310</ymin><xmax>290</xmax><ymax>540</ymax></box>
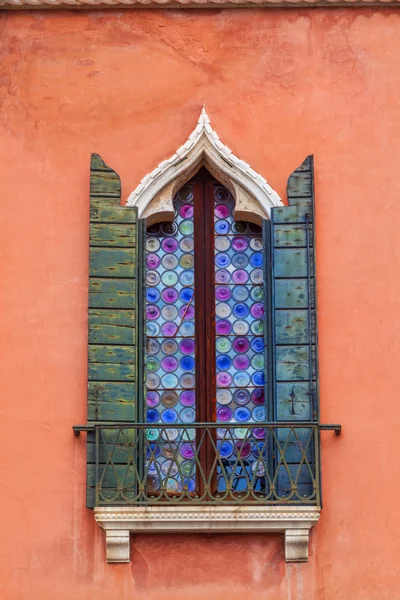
<box><xmin>95</xmin><ymin>505</ymin><xmax>320</xmax><ymax>564</ymax></box>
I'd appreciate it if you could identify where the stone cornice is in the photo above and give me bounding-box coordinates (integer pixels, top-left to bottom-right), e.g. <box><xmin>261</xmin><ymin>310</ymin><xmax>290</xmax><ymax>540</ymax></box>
<box><xmin>2</xmin><ymin>0</ymin><xmax>400</xmax><ymax>9</ymax></box>
<box><xmin>94</xmin><ymin>505</ymin><xmax>321</xmax><ymax>564</ymax></box>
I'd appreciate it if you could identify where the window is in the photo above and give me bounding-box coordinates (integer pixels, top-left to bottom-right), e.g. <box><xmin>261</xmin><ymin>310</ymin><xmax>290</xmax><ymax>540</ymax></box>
<box><xmin>81</xmin><ymin>139</ymin><xmax>334</xmax><ymax>564</ymax></box>
<box><xmin>144</xmin><ymin>170</ymin><xmax>266</xmax><ymax>497</ymax></box>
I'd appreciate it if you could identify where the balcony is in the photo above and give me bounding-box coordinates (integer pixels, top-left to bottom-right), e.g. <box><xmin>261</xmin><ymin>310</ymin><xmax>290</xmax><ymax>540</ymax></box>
<box><xmin>73</xmin><ymin>421</ymin><xmax>342</xmax><ymax>563</ymax></box>
<box><xmin>91</xmin><ymin>422</ymin><xmax>320</xmax><ymax>506</ymax></box>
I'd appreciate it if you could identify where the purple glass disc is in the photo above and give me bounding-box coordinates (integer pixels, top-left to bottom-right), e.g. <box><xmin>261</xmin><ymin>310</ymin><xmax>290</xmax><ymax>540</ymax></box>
<box><xmin>179</xmin><ymin>305</ymin><xmax>195</xmax><ymax>320</ymax></box>
<box><xmin>180</xmin><ymin>443</ymin><xmax>195</xmax><ymax>459</ymax></box>
<box><xmin>179</xmin><ymin>204</ymin><xmax>194</xmax><ymax>218</ymax></box>
<box><xmin>232</xmin><ymin>237</ymin><xmax>249</xmax><ymax>251</ymax></box>
<box><xmin>232</xmin><ymin>270</ymin><xmax>249</xmax><ymax>284</ymax></box>
<box><xmin>147</xmin><ymin>391</ymin><xmax>160</xmax><ymax>407</ymax></box>
<box><xmin>161</xmin><ymin>322</ymin><xmax>178</xmax><ymax>337</ymax></box>
<box><xmin>161</xmin><ymin>238</ymin><xmax>179</xmax><ymax>253</ymax></box>
<box><xmin>216</xmin><ymin>372</ymin><xmax>232</xmax><ymax>387</ymax></box>
<box><xmin>250</xmin><ymin>303</ymin><xmax>264</xmax><ymax>318</ymax></box>
<box><xmin>215</xmin><ymin>269</ymin><xmax>230</xmax><ymax>284</ymax></box>
<box><xmin>146</xmin><ymin>253</ymin><xmax>161</xmax><ymax>269</ymax></box>
<box><xmin>146</xmin><ymin>305</ymin><xmax>160</xmax><ymax>320</ymax></box>
<box><xmin>180</xmin><ymin>390</ymin><xmax>195</xmax><ymax>406</ymax></box>
<box><xmin>215</xmin><ymin>286</ymin><xmax>231</xmax><ymax>301</ymax></box>
<box><xmin>180</xmin><ymin>339</ymin><xmax>195</xmax><ymax>355</ymax></box>
<box><xmin>217</xmin><ymin>406</ymin><xmax>233</xmax><ymax>422</ymax></box>
<box><xmin>162</xmin><ymin>288</ymin><xmax>179</xmax><ymax>304</ymax></box>
<box><xmin>251</xmin><ymin>388</ymin><xmax>265</xmax><ymax>405</ymax></box>
<box><xmin>161</xmin><ymin>356</ymin><xmax>178</xmax><ymax>373</ymax></box>
<box><xmin>215</xmin><ymin>204</ymin><xmax>230</xmax><ymax>218</ymax></box>
<box><xmin>232</xmin><ymin>337</ymin><xmax>250</xmax><ymax>353</ymax></box>
<box><xmin>233</xmin><ymin>355</ymin><xmax>250</xmax><ymax>370</ymax></box>
<box><xmin>216</xmin><ymin>320</ymin><xmax>232</xmax><ymax>335</ymax></box>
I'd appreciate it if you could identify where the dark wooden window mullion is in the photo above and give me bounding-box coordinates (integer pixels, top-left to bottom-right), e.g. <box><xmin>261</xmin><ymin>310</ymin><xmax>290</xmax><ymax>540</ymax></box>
<box><xmin>194</xmin><ymin>172</ymin><xmax>217</xmax><ymax>493</ymax></box>
<box><xmin>193</xmin><ymin>176</ymin><xmax>208</xmax><ymax>495</ymax></box>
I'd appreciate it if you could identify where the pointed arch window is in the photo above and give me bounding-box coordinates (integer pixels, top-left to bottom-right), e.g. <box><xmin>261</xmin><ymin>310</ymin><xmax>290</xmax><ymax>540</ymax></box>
<box><xmin>80</xmin><ymin>139</ymin><xmax>337</xmax><ymax>565</ymax></box>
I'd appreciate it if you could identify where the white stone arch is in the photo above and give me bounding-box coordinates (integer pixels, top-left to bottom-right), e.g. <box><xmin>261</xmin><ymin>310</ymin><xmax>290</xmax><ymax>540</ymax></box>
<box><xmin>125</xmin><ymin>108</ymin><xmax>283</xmax><ymax>226</ymax></box>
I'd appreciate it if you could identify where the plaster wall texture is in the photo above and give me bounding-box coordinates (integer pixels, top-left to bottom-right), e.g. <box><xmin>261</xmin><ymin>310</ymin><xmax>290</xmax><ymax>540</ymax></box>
<box><xmin>0</xmin><ymin>8</ymin><xmax>400</xmax><ymax>600</ymax></box>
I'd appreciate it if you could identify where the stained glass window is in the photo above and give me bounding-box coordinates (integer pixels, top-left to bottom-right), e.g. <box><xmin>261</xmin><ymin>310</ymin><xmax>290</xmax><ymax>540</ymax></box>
<box><xmin>144</xmin><ymin>170</ymin><xmax>266</xmax><ymax>496</ymax></box>
<box><xmin>145</xmin><ymin>184</ymin><xmax>197</xmax><ymax>494</ymax></box>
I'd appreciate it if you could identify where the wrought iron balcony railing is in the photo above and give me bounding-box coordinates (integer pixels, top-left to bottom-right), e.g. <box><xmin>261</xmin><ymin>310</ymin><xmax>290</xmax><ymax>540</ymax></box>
<box><xmin>81</xmin><ymin>422</ymin><xmax>326</xmax><ymax>506</ymax></box>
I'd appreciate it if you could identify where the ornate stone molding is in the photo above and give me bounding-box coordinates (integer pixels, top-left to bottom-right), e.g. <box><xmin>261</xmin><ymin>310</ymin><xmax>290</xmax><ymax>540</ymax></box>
<box><xmin>2</xmin><ymin>0</ymin><xmax>400</xmax><ymax>8</ymax></box>
<box><xmin>126</xmin><ymin>108</ymin><xmax>283</xmax><ymax>226</ymax></box>
<box><xmin>94</xmin><ymin>505</ymin><xmax>320</xmax><ymax>563</ymax></box>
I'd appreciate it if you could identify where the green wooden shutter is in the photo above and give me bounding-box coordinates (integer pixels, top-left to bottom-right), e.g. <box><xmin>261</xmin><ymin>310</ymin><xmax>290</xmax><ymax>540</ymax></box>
<box><xmin>264</xmin><ymin>155</ymin><xmax>318</xmax><ymax>499</ymax></box>
<box><xmin>86</xmin><ymin>153</ymin><xmax>143</xmax><ymax>508</ymax></box>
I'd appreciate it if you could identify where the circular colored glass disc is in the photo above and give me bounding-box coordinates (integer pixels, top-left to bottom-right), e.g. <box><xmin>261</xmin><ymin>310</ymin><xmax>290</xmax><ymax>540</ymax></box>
<box><xmin>146</xmin><ymin>253</ymin><xmax>161</xmax><ymax>269</ymax></box>
<box><xmin>162</xmin><ymin>271</ymin><xmax>178</xmax><ymax>286</ymax></box>
<box><xmin>180</xmin><ymin>254</ymin><xmax>194</xmax><ymax>269</ymax></box>
<box><xmin>180</xmin><ymin>220</ymin><xmax>194</xmax><ymax>235</ymax></box>
<box><xmin>216</xmin><ymin>320</ymin><xmax>232</xmax><ymax>335</ymax></box>
<box><xmin>180</xmin><ymin>237</ymin><xmax>194</xmax><ymax>252</ymax></box>
<box><xmin>216</xmin><ymin>303</ymin><xmax>231</xmax><ymax>318</ymax></box>
<box><xmin>146</xmin><ymin>288</ymin><xmax>160</xmax><ymax>303</ymax></box>
<box><xmin>180</xmin><ymin>338</ymin><xmax>195</xmax><ymax>354</ymax></box>
<box><xmin>232</xmin><ymin>253</ymin><xmax>249</xmax><ymax>269</ymax></box>
<box><xmin>232</xmin><ymin>320</ymin><xmax>249</xmax><ymax>335</ymax></box>
<box><xmin>161</xmin><ymin>322</ymin><xmax>178</xmax><ymax>337</ymax></box>
<box><xmin>216</xmin><ymin>337</ymin><xmax>231</xmax><ymax>353</ymax></box>
<box><xmin>179</xmin><ymin>186</ymin><xmax>194</xmax><ymax>202</ymax></box>
<box><xmin>180</xmin><ymin>407</ymin><xmax>196</xmax><ymax>423</ymax></box>
<box><xmin>147</xmin><ymin>391</ymin><xmax>160</xmax><ymax>407</ymax></box>
<box><xmin>180</xmin><ymin>204</ymin><xmax>194</xmax><ymax>219</ymax></box>
<box><xmin>216</xmin><ymin>372</ymin><xmax>232</xmax><ymax>387</ymax></box>
<box><xmin>161</xmin><ymin>391</ymin><xmax>179</xmax><ymax>408</ymax></box>
<box><xmin>232</xmin><ymin>286</ymin><xmax>249</xmax><ymax>302</ymax></box>
<box><xmin>251</xmin><ymin>388</ymin><xmax>265</xmax><ymax>405</ymax></box>
<box><xmin>216</xmin><ymin>355</ymin><xmax>232</xmax><ymax>371</ymax></box>
<box><xmin>162</xmin><ymin>254</ymin><xmax>178</xmax><ymax>270</ymax></box>
<box><xmin>181</xmin><ymin>390</ymin><xmax>195</xmax><ymax>406</ymax></box>
<box><xmin>161</xmin><ymin>409</ymin><xmax>178</xmax><ymax>423</ymax></box>
<box><xmin>233</xmin><ymin>389</ymin><xmax>250</xmax><ymax>405</ymax></box>
<box><xmin>146</xmin><ymin>270</ymin><xmax>160</xmax><ymax>286</ymax></box>
<box><xmin>162</xmin><ymin>288</ymin><xmax>179</xmax><ymax>304</ymax></box>
<box><xmin>216</xmin><ymin>389</ymin><xmax>232</xmax><ymax>405</ymax></box>
<box><xmin>161</xmin><ymin>374</ymin><xmax>178</xmax><ymax>389</ymax></box>
<box><xmin>215</xmin><ymin>220</ymin><xmax>230</xmax><ymax>234</ymax></box>
<box><xmin>161</xmin><ymin>238</ymin><xmax>179</xmax><ymax>253</ymax></box>
<box><xmin>161</xmin><ymin>306</ymin><xmax>178</xmax><ymax>321</ymax></box>
<box><xmin>146</xmin><ymin>357</ymin><xmax>159</xmax><ymax>372</ymax></box>
<box><xmin>215</xmin><ymin>286</ymin><xmax>231</xmax><ymax>302</ymax></box>
<box><xmin>232</xmin><ymin>337</ymin><xmax>250</xmax><ymax>353</ymax></box>
<box><xmin>215</xmin><ymin>236</ymin><xmax>230</xmax><ymax>251</ymax></box>
<box><xmin>251</xmin><ymin>287</ymin><xmax>263</xmax><ymax>301</ymax></box>
<box><xmin>218</xmin><ymin>441</ymin><xmax>233</xmax><ymax>458</ymax></box>
<box><xmin>146</xmin><ymin>339</ymin><xmax>160</xmax><ymax>355</ymax></box>
<box><xmin>232</xmin><ymin>237</ymin><xmax>248</xmax><ymax>251</ymax></box>
<box><xmin>233</xmin><ymin>372</ymin><xmax>250</xmax><ymax>387</ymax></box>
<box><xmin>161</xmin><ymin>356</ymin><xmax>178</xmax><ymax>373</ymax></box>
<box><xmin>217</xmin><ymin>406</ymin><xmax>233</xmax><ymax>422</ymax></box>
<box><xmin>146</xmin><ymin>237</ymin><xmax>160</xmax><ymax>252</ymax></box>
<box><xmin>161</xmin><ymin>340</ymin><xmax>178</xmax><ymax>355</ymax></box>
<box><xmin>233</xmin><ymin>355</ymin><xmax>250</xmax><ymax>370</ymax></box>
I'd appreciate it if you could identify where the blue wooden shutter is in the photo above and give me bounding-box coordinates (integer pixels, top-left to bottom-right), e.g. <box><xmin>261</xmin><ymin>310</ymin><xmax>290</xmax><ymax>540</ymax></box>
<box><xmin>86</xmin><ymin>154</ymin><xmax>143</xmax><ymax>508</ymax></box>
<box><xmin>264</xmin><ymin>155</ymin><xmax>318</xmax><ymax>499</ymax></box>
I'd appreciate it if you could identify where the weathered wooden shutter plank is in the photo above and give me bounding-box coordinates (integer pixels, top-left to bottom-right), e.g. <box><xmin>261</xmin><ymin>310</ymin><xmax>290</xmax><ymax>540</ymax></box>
<box><xmin>89</xmin><ymin>279</ymin><xmax>135</xmax><ymax>309</ymax></box>
<box><xmin>86</xmin><ymin>153</ymin><xmax>142</xmax><ymax>509</ymax></box>
<box><xmin>89</xmin><ymin>223</ymin><xmax>137</xmax><ymax>247</ymax></box>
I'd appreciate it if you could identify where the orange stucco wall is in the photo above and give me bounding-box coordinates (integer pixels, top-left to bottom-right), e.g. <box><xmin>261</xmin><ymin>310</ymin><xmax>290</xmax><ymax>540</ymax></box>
<box><xmin>1</xmin><ymin>8</ymin><xmax>400</xmax><ymax>599</ymax></box>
